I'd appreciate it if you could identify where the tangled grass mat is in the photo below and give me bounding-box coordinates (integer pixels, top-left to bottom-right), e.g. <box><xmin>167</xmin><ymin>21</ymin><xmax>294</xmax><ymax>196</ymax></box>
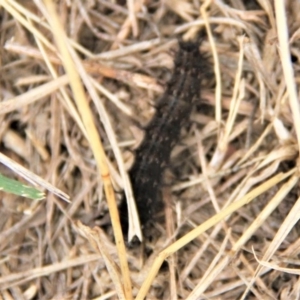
<box><xmin>1</xmin><ymin>1</ymin><xmax>300</xmax><ymax>299</ymax></box>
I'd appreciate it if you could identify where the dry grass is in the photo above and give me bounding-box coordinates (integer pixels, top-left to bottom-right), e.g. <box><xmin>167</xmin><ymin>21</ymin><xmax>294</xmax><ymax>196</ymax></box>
<box><xmin>1</xmin><ymin>0</ymin><xmax>300</xmax><ymax>299</ymax></box>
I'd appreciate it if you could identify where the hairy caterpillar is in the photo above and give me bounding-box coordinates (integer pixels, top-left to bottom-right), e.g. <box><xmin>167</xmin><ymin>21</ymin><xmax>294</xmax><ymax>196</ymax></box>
<box><xmin>121</xmin><ymin>41</ymin><xmax>205</xmax><ymax>233</ymax></box>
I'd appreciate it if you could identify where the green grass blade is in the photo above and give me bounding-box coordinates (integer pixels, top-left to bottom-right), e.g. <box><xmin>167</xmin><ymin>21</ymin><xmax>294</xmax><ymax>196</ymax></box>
<box><xmin>0</xmin><ymin>173</ymin><xmax>45</xmax><ymax>200</ymax></box>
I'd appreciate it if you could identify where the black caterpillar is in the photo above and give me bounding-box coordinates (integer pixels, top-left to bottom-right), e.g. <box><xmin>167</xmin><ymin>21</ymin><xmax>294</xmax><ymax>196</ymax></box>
<box><xmin>121</xmin><ymin>41</ymin><xmax>205</xmax><ymax>233</ymax></box>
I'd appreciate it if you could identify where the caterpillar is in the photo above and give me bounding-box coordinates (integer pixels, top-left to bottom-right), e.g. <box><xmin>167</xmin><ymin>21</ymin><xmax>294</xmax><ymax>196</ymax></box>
<box><xmin>121</xmin><ymin>41</ymin><xmax>205</xmax><ymax>233</ymax></box>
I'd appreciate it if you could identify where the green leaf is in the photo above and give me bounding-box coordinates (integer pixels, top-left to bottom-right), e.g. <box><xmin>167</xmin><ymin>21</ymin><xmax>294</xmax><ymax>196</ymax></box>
<box><xmin>0</xmin><ymin>173</ymin><xmax>45</xmax><ymax>200</ymax></box>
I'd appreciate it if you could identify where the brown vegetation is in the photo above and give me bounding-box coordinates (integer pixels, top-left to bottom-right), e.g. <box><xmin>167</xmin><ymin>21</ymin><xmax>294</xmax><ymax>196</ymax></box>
<box><xmin>1</xmin><ymin>1</ymin><xmax>300</xmax><ymax>299</ymax></box>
